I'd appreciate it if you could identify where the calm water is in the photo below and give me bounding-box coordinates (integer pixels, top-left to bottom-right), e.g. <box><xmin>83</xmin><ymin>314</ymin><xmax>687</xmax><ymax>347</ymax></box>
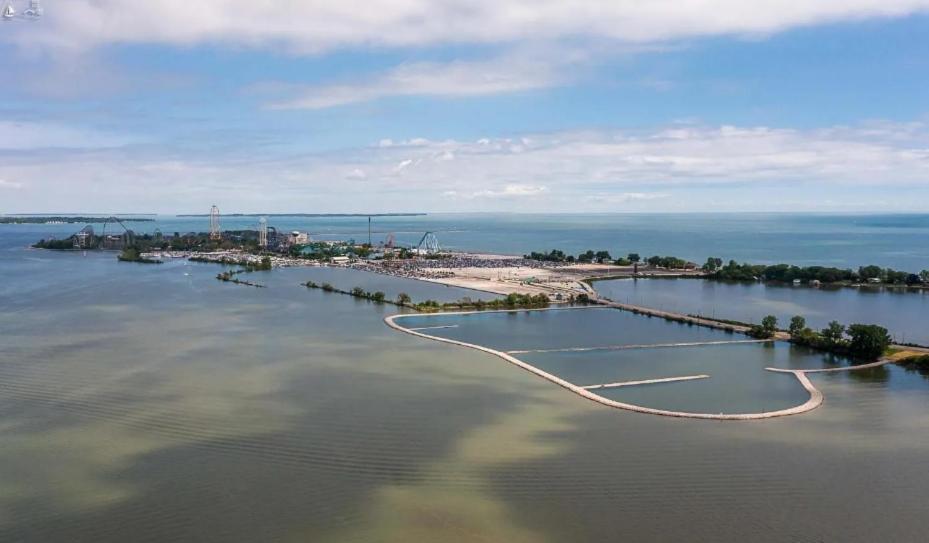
<box><xmin>397</xmin><ymin>309</ymin><xmax>835</xmax><ymax>414</ymax></box>
<box><xmin>3</xmin><ymin>219</ymin><xmax>929</xmax><ymax>541</ymax></box>
<box><xmin>396</xmin><ymin>307</ymin><xmax>734</xmax><ymax>351</ymax></box>
<box><xmin>593</xmin><ymin>278</ymin><xmax>929</xmax><ymax>345</ymax></box>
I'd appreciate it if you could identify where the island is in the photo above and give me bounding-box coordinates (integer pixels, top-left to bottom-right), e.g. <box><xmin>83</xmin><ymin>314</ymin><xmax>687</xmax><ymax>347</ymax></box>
<box><xmin>2</xmin><ymin>215</ymin><xmax>154</xmax><ymax>224</ymax></box>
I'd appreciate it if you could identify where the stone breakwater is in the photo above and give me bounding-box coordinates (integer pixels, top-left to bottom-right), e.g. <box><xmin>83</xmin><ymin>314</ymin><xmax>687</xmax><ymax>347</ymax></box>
<box><xmin>385</xmin><ymin>307</ymin><xmax>895</xmax><ymax>421</ymax></box>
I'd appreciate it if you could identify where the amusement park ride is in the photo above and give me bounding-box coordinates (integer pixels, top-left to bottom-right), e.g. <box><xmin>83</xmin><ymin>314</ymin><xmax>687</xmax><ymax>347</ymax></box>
<box><xmin>70</xmin><ymin>217</ymin><xmax>136</xmax><ymax>250</ymax></box>
<box><xmin>59</xmin><ymin>208</ymin><xmax>442</xmax><ymax>256</ymax></box>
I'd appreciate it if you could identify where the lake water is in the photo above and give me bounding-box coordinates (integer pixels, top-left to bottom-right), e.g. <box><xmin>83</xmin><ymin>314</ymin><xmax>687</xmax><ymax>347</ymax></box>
<box><xmin>3</xmin><ymin>218</ymin><xmax>929</xmax><ymax>541</ymax></box>
<box><xmin>394</xmin><ymin>308</ymin><xmax>847</xmax><ymax>414</ymax></box>
<box><xmin>592</xmin><ymin>277</ymin><xmax>929</xmax><ymax>345</ymax></box>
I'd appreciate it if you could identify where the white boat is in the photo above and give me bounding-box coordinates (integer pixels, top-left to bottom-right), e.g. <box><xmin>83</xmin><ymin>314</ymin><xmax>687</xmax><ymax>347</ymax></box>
<box><xmin>2</xmin><ymin>4</ymin><xmax>15</xmax><ymax>18</ymax></box>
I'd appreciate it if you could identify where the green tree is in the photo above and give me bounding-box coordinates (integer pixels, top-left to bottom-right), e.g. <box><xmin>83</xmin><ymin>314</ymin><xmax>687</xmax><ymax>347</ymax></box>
<box><xmin>627</xmin><ymin>253</ymin><xmax>641</xmax><ymax>263</ymax></box>
<box><xmin>788</xmin><ymin>315</ymin><xmax>806</xmax><ymax>337</ymax></box>
<box><xmin>577</xmin><ymin>250</ymin><xmax>596</xmax><ymax>263</ymax></box>
<box><xmin>821</xmin><ymin>321</ymin><xmax>846</xmax><ymax>344</ymax></box>
<box><xmin>858</xmin><ymin>265</ymin><xmax>883</xmax><ymax>280</ymax></box>
<box><xmin>371</xmin><ymin>291</ymin><xmax>386</xmax><ymax>303</ymax></box>
<box><xmin>703</xmin><ymin>257</ymin><xmax>723</xmax><ymax>271</ymax></box>
<box><xmin>846</xmin><ymin>324</ymin><xmax>892</xmax><ymax>360</ymax></box>
<box><xmin>920</xmin><ymin>270</ymin><xmax>929</xmax><ymax>283</ymax></box>
<box><xmin>397</xmin><ymin>292</ymin><xmax>412</xmax><ymax>306</ymax></box>
<box><xmin>761</xmin><ymin>315</ymin><xmax>778</xmax><ymax>335</ymax></box>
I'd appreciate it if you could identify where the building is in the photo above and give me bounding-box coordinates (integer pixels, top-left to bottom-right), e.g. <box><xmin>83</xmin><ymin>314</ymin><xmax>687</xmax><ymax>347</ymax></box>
<box><xmin>290</xmin><ymin>231</ymin><xmax>309</xmax><ymax>245</ymax></box>
<box><xmin>73</xmin><ymin>225</ymin><xmax>95</xmax><ymax>249</ymax></box>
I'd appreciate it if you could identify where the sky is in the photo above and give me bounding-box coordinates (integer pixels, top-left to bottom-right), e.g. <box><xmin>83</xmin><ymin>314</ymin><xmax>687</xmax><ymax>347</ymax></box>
<box><xmin>1</xmin><ymin>0</ymin><xmax>928</xmax><ymax>214</ymax></box>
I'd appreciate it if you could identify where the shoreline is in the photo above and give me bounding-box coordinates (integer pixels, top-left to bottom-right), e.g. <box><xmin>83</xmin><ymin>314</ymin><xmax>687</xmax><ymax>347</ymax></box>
<box><xmin>590</xmin><ymin>273</ymin><xmax>929</xmax><ymax>293</ymax></box>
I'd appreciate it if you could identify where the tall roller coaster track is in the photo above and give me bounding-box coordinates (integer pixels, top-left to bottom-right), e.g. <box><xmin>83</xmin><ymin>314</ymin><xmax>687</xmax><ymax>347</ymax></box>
<box><xmin>416</xmin><ymin>232</ymin><xmax>440</xmax><ymax>254</ymax></box>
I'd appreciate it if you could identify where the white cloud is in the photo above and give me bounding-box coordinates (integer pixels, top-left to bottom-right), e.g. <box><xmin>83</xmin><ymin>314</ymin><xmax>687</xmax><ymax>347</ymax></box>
<box><xmin>0</xmin><ymin>121</ymin><xmax>137</xmax><ymax>150</ymax></box>
<box><xmin>586</xmin><ymin>192</ymin><xmax>670</xmax><ymax>204</ymax></box>
<box><xmin>345</xmin><ymin>168</ymin><xmax>367</xmax><ymax>180</ymax></box>
<box><xmin>9</xmin><ymin>1</ymin><xmax>929</xmax><ymax>53</ymax></box>
<box><xmin>466</xmin><ymin>184</ymin><xmax>550</xmax><ymax>199</ymax></box>
<box><xmin>2</xmin><ymin>121</ymin><xmax>928</xmax><ymax>212</ymax></box>
<box><xmin>265</xmin><ymin>53</ymin><xmax>566</xmax><ymax>109</ymax></box>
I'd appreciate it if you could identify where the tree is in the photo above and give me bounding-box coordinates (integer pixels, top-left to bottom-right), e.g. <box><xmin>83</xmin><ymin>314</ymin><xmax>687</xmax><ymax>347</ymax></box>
<box><xmin>921</xmin><ymin>270</ymin><xmax>929</xmax><ymax>283</ymax></box>
<box><xmin>351</xmin><ymin>287</ymin><xmax>366</xmax><ymax>297</ymax></box>
<box><xmin>646</xmin><ymin>256</ymin><xmax>662</xmax><ymax>267</ymax></box>
<box><xmin>846</xmin><ymin>324</ymin><xmax>892</xmax><ymax>360</ymax></box>
<box><xmin>371</xmin><ymin>291</ymin><xmax>386</xmax><ymax>303</ymax></box>
<box><xmin>858</xmin><ymin>265</ymin><xmax>883</xmax><ymax>280</ymax></box>
<box><xmin>749</xmin><ymin>315</ymin><xmax>778</xmax><ymax>339</ymax></box>
<box><xmin>594</xmin><ymin>250</ymin><xmax>612</xmax><ymax>263</ymax></box>
<box><xmin>761</xmin><ymin>315</ymin><xmax>778</xmax><ymax>334</ymax></box>
<box><xmin>577</xmin><ymin>250</ymin><xmax>596</xmax><ymax>263</ymax></box>
<box><xmin>397</xmin><ymin>292</ymin><xmax>412</xmax><ymax>306</ymax></box>
<box><xmin>821</xmin><ymin>321</ymin><xmax>846</xmax><ymax>344</ymax></box>
<box><xmin>788</xmin><ymin>315</ymin><xmax>806</xmax><ymax>338</ymax></box>
<box><xmin>627</xmin><ymin>253</ymin><xmax>641</xmax><ymax>263</ymax></box>
<box><xmin>703</xmin><ymin>257</ymin><xmax>723</xmax><ymax>271</ymax></box>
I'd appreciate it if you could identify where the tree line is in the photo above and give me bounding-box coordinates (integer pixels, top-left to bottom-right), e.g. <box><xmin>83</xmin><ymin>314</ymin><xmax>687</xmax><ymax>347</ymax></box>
<box><xmin>304</xmin><ymin>281</ymin><xmax>561</xmax><ymax>312</ymax></box>
<box><xmin>524</xmin><ymin>249</ymin><xmax>929</xmax><ymax>285</ymax></box>
<box><xmin>745</xmin><ymin>314</ymin><xmax>892</xmax><ymax>360</ymax></box>
<box><xmin>703</xmin><ymin>258</ymin><xmax>928</xmax><ymax>286</ymax></box>
<box><xmin>524</xmin><ymin>249</ymin><xmax>696</xmax><ymax>268</ymax></box>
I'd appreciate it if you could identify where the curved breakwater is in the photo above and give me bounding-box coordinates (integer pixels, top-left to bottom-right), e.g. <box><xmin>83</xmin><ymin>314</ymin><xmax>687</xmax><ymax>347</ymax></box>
<box><xmin>386</xmin><ymin>308</ymin><xmax>896</xmax><ymax>420</ymax></box>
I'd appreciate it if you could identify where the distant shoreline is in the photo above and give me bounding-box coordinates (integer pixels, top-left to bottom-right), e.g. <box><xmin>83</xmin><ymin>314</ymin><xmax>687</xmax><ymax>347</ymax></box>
<box><xmin>175</xmin><ymin>213</ymin><xmax>427</xmax><ymax>218</ymax></box>
<box><xmin>1</xmin><ymin>216</ymin><xmax>155</xmax><ymax>224</ymax></box>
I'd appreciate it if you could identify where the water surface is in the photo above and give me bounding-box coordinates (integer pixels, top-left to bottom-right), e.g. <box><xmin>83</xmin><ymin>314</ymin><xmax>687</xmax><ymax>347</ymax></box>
<box><xmin>593</xmin><ymin>277</ymin><xmax>929</xmax><ymax>345</ymax></box>
<box><xmin>3</xmin><ymin>222</ymin><xmax>929</xmax><ymax>542</ymax></box>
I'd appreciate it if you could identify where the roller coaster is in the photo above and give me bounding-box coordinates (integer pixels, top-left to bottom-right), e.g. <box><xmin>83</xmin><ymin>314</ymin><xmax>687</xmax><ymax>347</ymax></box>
<box><xmin>415</xmin><ymin>232</ymin><xmax>440</xmax><ymax>255</ymax></box>
<box><xmin>68</xmin><ymin>217</ymin><xmax>135</xmax><ymax>250</ymax></box>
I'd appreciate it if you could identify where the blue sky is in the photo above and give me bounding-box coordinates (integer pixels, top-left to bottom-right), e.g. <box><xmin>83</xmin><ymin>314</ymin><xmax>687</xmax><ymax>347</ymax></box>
<box><xmin>1</xmin><ymin>1</ymin><xmax>928</xmax><ymax>213</ymax></box>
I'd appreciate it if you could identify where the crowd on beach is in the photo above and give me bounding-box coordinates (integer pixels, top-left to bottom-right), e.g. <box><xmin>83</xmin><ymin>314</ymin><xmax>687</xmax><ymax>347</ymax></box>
<box><xmin>355</xmin><ymin>254</ymin><xmax>562</xmax><ymax>280</ymax></box>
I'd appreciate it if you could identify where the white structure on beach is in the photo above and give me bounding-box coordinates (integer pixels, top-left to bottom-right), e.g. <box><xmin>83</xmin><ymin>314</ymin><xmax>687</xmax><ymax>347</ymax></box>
<box><xmin>258</xmin><ymin>217</ymin><xmax>268</xmax><ymax>248</ymax></box>
<box><xmin>209</xmin><ymin>205</ymin><xmax>221</xmax><ymax>240</ymax></box>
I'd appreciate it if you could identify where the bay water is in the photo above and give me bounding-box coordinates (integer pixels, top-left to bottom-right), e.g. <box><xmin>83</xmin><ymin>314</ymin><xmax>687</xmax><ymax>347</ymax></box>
<box><xmin>2</xmin><ymin>215</ymin><xmax>929</xmax><ymax>542</ymax></box>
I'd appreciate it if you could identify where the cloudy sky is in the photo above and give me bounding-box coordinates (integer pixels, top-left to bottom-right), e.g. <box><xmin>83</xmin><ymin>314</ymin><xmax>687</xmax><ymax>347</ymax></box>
<box><xmin>1</xmin><ymin>0</ymin><xmax>928</xmax><ymax>213</ymax></box>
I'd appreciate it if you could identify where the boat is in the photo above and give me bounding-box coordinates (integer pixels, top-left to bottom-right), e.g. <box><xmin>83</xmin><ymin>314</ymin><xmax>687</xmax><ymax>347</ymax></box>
<box><xmin>2</xmin><ymin>4</ymin><xmax>15</xmax><ymax>18</ymax></box>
